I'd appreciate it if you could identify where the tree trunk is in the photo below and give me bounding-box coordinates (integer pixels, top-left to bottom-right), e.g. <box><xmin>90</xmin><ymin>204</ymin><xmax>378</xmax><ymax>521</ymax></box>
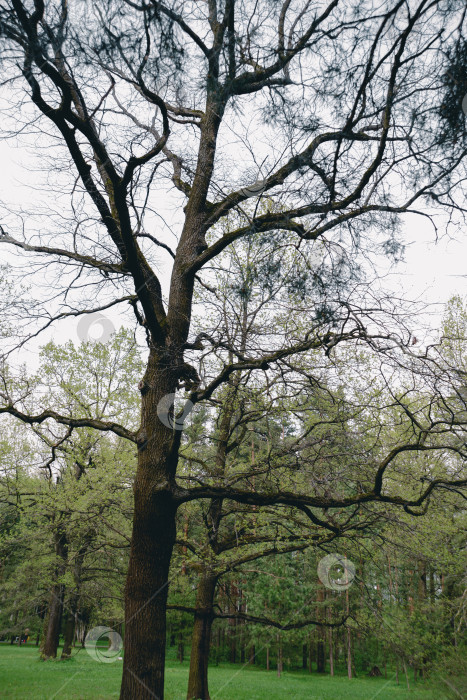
<box><xmin>40</xmin><ymin>583</ymin><xmax>64</xmax><ymax>660</ymax></box>
<box><xmin>346</xmin><ymin>628</ymin><xmax>352</xmax><ymax>679</ymax></box>
<box><xmin>403</xmin><ymin>659</ymin><xmax>410</xmax><ymax>690</ymax></box>
<box><xmin>61</xmin><ymin>607</ymin><xmax>76</xmax><ymax>659</ymax></box>
<box><xmin>316</xmin><ymin>583</ymin><xmax>326</xmax><ymax>673</ymax></box>
<box><xmin>228</xmin><ymin>584</ymin><xmax>237</xmax><ymax>663</ymax></box>
<box><xmin>328</xmin><ymin>626</ymin><xmax>334</xmax><ymax>676</ymax></box>
<box><xmin>186</xmin><ymin>573</ymin><xmax>218</xmax><ymax>700</ymax></box>
<box><xmin>178</xmin><ymin>634</ymin><xmax>184</xmax><ymax>664</ymax></box>
<box><xmin>417</xmin><ymin>560</ymin><xmax>426</xmax><ymax>600</ymax></box>
<box><xmin>109</xmin><ymin>628</ymin><xmax>122</xmax><ymax>652</ymax></box>
<box><xmin>40</xmin><ymin>527</ymin><xmax>68</xmax><ymax>660</ymax></box>
<box><xmin>277</xmin><ymin>634</ymin><xmax>283</xmax><ymax>678</ymax></box>
<box><xmin>119</xmin><ymin>488</ymin><xmax>177</xmax><ymax>699</ymax></box>
<box><xmin>429</xmin><ymin>566</ymin><xmax>435</xmax><ymax>605</ymax></box>
<box><xmin>239</xmin><ymin>587</ymin><xmax>245</xmax><ymax>665</ymax></box>
<box><xmin>316</xmin><ymin>634</ymin><xmax>325</xmax><ymax>673</ymax></box>
<box><xmin>119</xmin><ymin>355</ymin><xmax>182</xmax><ymax>700</ymax></box>
<box><xmin>62</xmin><ymin>534</ymin><xmax>94</xmax><ymax>660</ymax></box>
<box><xmin>346</xmin><ymin>584</ymin><xmax>352</xmax><ymax>679</ymax></box>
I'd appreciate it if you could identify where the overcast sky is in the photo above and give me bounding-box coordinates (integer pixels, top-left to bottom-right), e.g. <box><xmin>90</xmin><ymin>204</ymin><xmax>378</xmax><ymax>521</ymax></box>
<box><xmin>1</xmin><ymin>133</ymin><xmax>467</xmax><ymax>370</ymax></box>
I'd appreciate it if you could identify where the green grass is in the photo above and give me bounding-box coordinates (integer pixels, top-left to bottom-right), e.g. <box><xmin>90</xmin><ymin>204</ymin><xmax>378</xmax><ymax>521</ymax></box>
<box><xmin>0</xmin><ymin>644</ymin><xmax>457</xmax><ymax>699</ymax></box>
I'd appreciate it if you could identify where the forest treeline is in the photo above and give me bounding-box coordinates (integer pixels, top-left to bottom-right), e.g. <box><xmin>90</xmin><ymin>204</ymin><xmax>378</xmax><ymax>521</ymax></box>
<box><xmin>1</xmin><ymin>293</ymin><xmax>466</xmax><ymax>699</ymax></box>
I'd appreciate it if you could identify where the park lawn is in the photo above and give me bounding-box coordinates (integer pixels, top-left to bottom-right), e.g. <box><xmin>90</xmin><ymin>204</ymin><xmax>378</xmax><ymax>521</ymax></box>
<box><xmin>0</xmin><ymin>644</ymin><xmax>454</xmax><ymax>700</ymax></box>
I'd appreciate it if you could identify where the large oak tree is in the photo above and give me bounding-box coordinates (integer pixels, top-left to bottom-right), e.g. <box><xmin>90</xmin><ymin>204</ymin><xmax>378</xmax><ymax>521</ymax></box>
<box><xmin>1</xmin><ymin>1</ymin><xmax>467</xmax><ymax>697</ymax></box>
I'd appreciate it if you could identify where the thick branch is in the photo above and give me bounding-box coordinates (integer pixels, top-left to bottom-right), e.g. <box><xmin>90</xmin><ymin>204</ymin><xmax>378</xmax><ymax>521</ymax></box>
<box><xmin>0</xmin><ymin>405</ymin><xmax>136</xmax><ymax>443</ymax></box>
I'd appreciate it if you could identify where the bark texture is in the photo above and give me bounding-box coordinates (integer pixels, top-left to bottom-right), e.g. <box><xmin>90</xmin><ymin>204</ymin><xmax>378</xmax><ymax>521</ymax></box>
<box><xmin>186</xmin><ymin>573</ymin><xmax>218</xmax><ymax>700</ymax></box>
<box><xmin>40</xmin><ymin>528</ymin><xmax>67</xmax><ymax>660</ymax></box>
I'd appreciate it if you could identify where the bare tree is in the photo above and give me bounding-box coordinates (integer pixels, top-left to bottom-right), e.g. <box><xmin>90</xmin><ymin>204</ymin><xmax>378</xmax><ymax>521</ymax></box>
<box><xmin>0</xmin><ymin>1</ymin><xmax>467</xmax><ymax>697</ymax></box>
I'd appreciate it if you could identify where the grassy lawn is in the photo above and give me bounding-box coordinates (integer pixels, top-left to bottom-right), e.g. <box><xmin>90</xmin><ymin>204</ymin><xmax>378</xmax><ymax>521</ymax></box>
<box><xmin>0</xmin><ymin>644</ymin><xmax>457</xmax><ymax>699</ymax></box>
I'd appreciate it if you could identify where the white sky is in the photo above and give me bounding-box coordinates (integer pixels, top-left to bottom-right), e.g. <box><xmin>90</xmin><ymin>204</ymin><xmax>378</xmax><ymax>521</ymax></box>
<box><xmin>1</xmin><ymin>133</ymin><xmax>467</xmax><ymax>371</ymax></box>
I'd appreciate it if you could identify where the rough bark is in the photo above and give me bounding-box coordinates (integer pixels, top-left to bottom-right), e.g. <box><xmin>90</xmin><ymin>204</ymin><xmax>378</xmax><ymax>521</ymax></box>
<box><xmin>120</xmin><ymin>489</ymin><xmax>177</xmax><ymax>699</ymax></box>
<box><xmin>40</xmin><ymin>583</ymin><xmax>64</xmax><ymax>660</ymax></box>
<box><xmin>186</xmin><ymin>573</ymin><xmax>218</xmax><ymax>700</ymax></box>
<box><xmin>40</xmin><ymin>528</ymin><xmax>68</xmax><ymax>660</ymax></box>
<box><xmin>61</xmin><ymin>607</ymin><xmax>76</xmax><ymax>659</ymax></box>
<box><xmin>119</xmin><ymin>353</ymin><xmax>181</xmax><ymax>699</ymax></box>
<box><xmin>62</xmin><ymin>529</ymin><xmax>93</xmax><ymax>659</ymax></box>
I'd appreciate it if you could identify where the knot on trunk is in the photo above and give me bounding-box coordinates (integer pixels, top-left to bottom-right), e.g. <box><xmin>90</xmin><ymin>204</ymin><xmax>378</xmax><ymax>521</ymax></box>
<box><xmin>176</xmin><ymin>362</ymin><xmax>201</xmax><ymax>391</ymax></box>
<box><xmin>136</xmin><ymin>429</ymin><xmax>148</xmax><ymax>452</ymax></box>
<box><xmin>138</xmin><ymin>379</ymin><xmax>150</xmax><ymax>395</ymax></box>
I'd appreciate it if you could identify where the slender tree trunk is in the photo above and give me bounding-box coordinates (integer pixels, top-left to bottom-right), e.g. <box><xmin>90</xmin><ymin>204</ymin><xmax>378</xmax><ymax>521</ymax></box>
<box><xmin>346</xmin><ymin>628</ymin><xmax>352</xmax><ymax>679</ymax></box>
<box><xmin>277</xmin><ymin>634</ymin><xmax>283</xmax><ymax>678</ymax></box>
<box><xmin>328</xmin><ymin>621</ymin><xmax>334</xmax><ymax>676</ymax></box>
<box><xmin>388</xmin><ymin>555</ymin><xmax>393</xmax><ymax>602</ymax></box>
<box><xmin>228</xmin><ymin>584</ymin><xmax>237</xmax><ymax>663</ymax></box>
<box><xmin>178</xmin><ymin>632</ymin><xmax>184</xmax><ymax>663</ymax></box>
<box><xmin>186</xmin><ymin>573</ymin><xmax>218</xmax><ymax>700</ymax></box>
<box><xmin>429</xmin><ymin>566</ymin><xmax>435</xmax><ymax>605</ymax></box>
<box><xmin>316</xmin><ymin>635</ymin><xmax>325</xmax><ymax>673</ymax></box>
<box><xmin>417</xmin><ymin>560</ymin><xmax>426</xmax><ymax>600</ymax></box>
<box><xmin>186</xmin><ymin>377</ymin><xmax>239</xmax><ymax>699</ymax></box>
<box><xmin>239</xmin><ymin>587</ymin><xmax>245</xmax><ymax>664</ymax></box>
<box><xmin>266</xmin><ymin>646</ymin><xmax>270</xmax><ymax>671</ymax></box>
<box><xmin>403</xmin><ymin>659</ymin><xmax>410</xmax><ymax>690</ymax></box>
<box><xmin>218</xmin><ymin>626</ymin><xmax>222</xmax><ymax>659</ymax></box>
<box><xmin>316</xmin><ymin>583</ymin><xmax>326</xmax><ymax>673</ymax></box>
<box><xmin>62</xmin><ymin>493</ymin><xmax>94</xmax><ymax>660</ymax></box>
<box><xmin>346</xmin><ymin>586</ymin><xmax>352</xmax><ymax>679</ymax></box>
